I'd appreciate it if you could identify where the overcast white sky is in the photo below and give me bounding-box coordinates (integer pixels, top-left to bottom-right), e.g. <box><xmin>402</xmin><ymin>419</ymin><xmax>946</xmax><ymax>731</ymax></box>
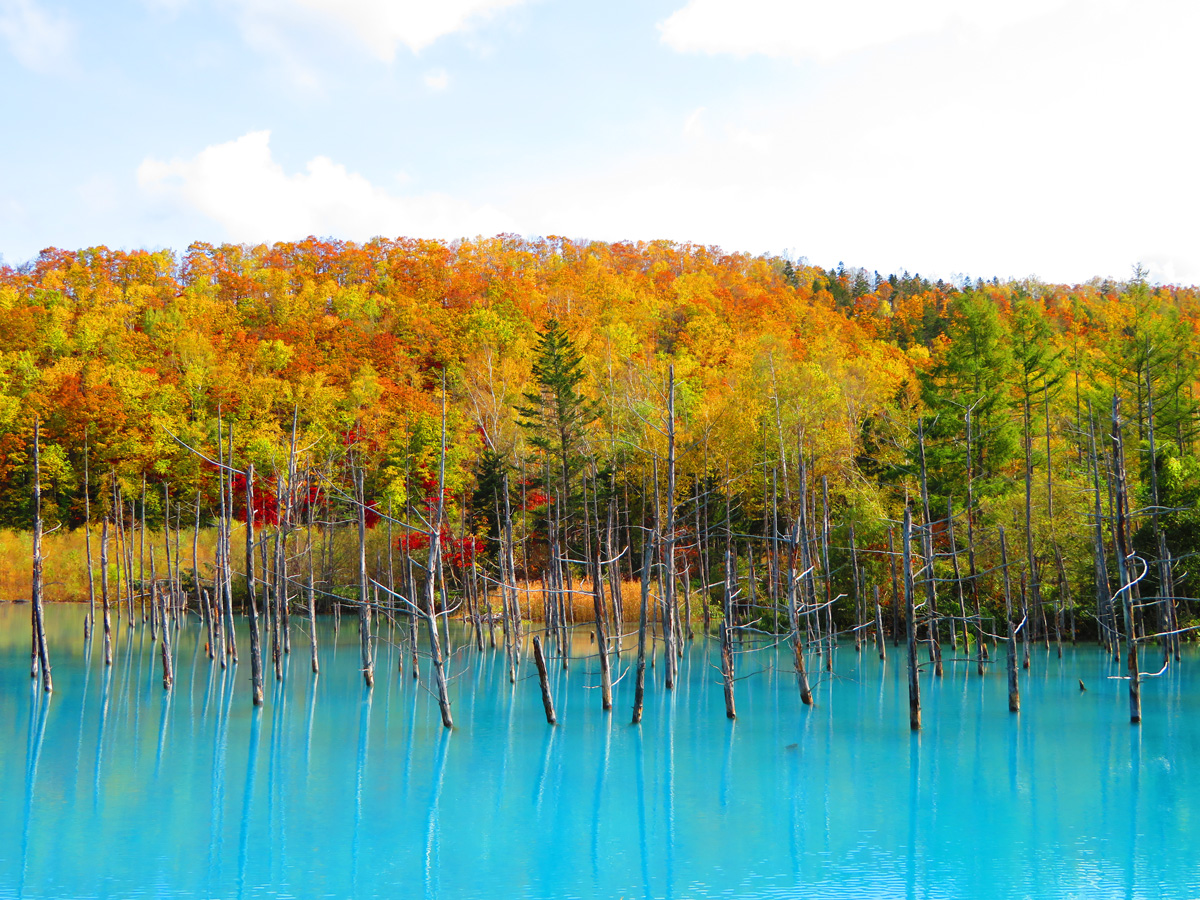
<box><xmin>1</xmin><ymin>0</ymin><xmax>1197</xmax><ymax>284</ymax></box>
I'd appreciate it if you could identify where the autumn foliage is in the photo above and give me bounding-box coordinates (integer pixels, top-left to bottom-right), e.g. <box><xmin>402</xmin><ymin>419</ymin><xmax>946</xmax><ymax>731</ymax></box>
<box><xmin>2</xmin><ymin>236</ymin><xmax>1198</xmax><ymax>615</ymax></box>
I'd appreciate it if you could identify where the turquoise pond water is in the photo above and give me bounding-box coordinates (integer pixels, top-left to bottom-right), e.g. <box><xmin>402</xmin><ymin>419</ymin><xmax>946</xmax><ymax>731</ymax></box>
<box><xmin>2</xmin><ymin>603</ymin><xmax>1200</xmax><ymax>899</ymax></box>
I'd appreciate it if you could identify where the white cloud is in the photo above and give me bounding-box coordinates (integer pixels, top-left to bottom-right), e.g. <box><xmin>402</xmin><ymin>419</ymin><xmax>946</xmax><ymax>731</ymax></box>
<box><xmin>137</xmin><ymin>130</ymin><xmax>519</xmax><ymax>244</ymax></box>
<box><xmin>423</xmin><ymin>67</ymin><xmax>450</xmax><ymax>91</ymax></box>
<box><xmin>659</xmin><ymin>0</ymin><xmax>1072</xmax><ymax>60</ymax></box>
<box><xmin>512</xmin><ymin>0</ymin><xmax>1200</xmax><ymax>285</ymax></box>
<box><xmin>0</xmin><ymin>0</ymin><xmax>72</xmax><ymax>72</ymax></box>
<box><xmin>233</xmin><ymin>0</ymin><xmax>528</xmax><ymax>61</ymax></box>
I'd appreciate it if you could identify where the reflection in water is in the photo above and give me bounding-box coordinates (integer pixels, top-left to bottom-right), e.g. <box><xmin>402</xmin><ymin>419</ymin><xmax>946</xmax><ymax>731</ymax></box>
<box><xmin>533</xmin><ymin>717</ymin><xmax>555</xmax><ymax>814</ymax></box>
<box><xmin>352</xmin><ymin>686</ymin><xmax>373</xmax><ymax>895</ymax></box>
<box><xmin>93</xmin><ymin>663</ymin><xmax>111</xmax><ymax>812</ymax></box>
<box><xmin>304</xmin><ymin>671</ymin><xmax>317</xmax><ymax>783</ymax></box>
<box><xmin>590</xmin><ymin>711</ymin><xmax>611</xmax><ymax>883</ymax></box>
<box><xmin>907</xmin><ymin>733</ymin><xmax>920</xmax><ymax>900</ymax></box>
<box><xmin>74</xmin><ymin>641</ymin><xmax>91</xmax><ymax>775</ymax></box>
<box><xmin>634</xmin><ymin>723</ymin><xmax>651</xmax><ymax>900</ymax></box>
<box><xmin>270</xmin><ymin>661</ymin><xmax>289</xmax><ymax>888</ymax></box>
<box><xmin>21</xmin><ymin>686</ymin><xmax>50</xmax><ymax>900</ymax></box>
<box><xmin>665</xmin><ymin>684</ymin><xmax>676</xmax><ymax>900</ymax></box>
<box><xmin>4</xmin><ymin>604</ymin><xmax>1200</xmax><ymax>900</ymax></box>
<box><xmin>237</xmin><ymin>707</ymin><xmax>263</xmax><ymax>900</ymax></box>
<box><xmin>154</xmin><ymin>678</ymin><xmax>172</xmax><ymax>777</ymax></box>
<box><xmin>425</xmin><ymin>729</ymin><xmax>451</xmax><ymax>900</ymax></box>
<box><xmin>720</xmin><ymin>712</ymin><xmax>734</xmax><ymax>810</ymax></box>
<box><xmin>1127</xmin><ymin>725</ymin><xmax>1141</xmax><ymax>900</ymax></box>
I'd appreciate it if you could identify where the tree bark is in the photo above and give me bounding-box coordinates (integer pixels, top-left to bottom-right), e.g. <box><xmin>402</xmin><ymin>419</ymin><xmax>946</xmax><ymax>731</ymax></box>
<box><xmin>903</xmin><ymin>505</ymin><xmax>919</xmax><ymax>731</ymax></box>
<box><xmin>632</xmin><ymin>537</ymin><xmax>652</xmax><ymax>724</ymax></box>
<box><xmin>1000</xmin><ymin>527</ymin><xmax>1019</xmax><ymax>713</ymax></box>
<box><xmin>245</xmin><ymin>464</ymin><xmax>265</xmax><ymax>706</ymax></box>
<box><xmin>532</xmin><ymin>635</ymin><xmax>557</xmax><ymax>725</ymax></box>
<box><xmin>30</xmin><ymin>420</ymin><xmax>52</xmax><ymax>694</ymax></box>
<box><xmin>1111</xmin><ymin>396</ymin><xmax>1140</xmax><ymax>724</ymax></box>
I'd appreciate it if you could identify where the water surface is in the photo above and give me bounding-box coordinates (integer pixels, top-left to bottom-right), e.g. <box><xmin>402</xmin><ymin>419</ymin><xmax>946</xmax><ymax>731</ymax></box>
<box><xmin>2</xmin><ymin>604</ymin><xmax>1197</xmax><ymax>899</ymax></box>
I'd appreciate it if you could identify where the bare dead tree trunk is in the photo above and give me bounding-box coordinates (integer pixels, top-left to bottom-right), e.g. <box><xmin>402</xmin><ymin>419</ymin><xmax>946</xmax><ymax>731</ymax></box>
<box><xmin>697</xmin><ymin>468</ymin><xmax>712</xmax><ymax>636</ymax></box>
<box><xmin>84</xmin><ymin>434</ymin><xmax>95</xmax><ymax>643</ymax></box>
<box><xmin>424</xmin><ymin>529</ymin><xmax>454</xmax><ymax>728</ymax></box>
<box><xmin>272</xmin><ymin>472</ymin><xmax>285</xmax><ymax>681</ymax></box>
<box><xmin>888</xmin><ymin>526</ymin><xmax>900</xmax><ymax>647</ymax></box>
<box><xmin>786</xmin><ymin>508</ymin><xmax>813</xmax><ymax>706</ymax></box>
<box><xmin>245</xmin><ymin>464</ymin><xmax>265</xmax><ymax>707</ymax></box>
<box><xmin>162</xmin><ymin>485</ymin><xmax>173</xmax><ymax>636</ymax></box>
<box><xmin>874</xmin><ymin>585</ymin><xmax>886</xmax><ymax>661</ymax></box>
<box><xmin>663</xmin><ymin>364</ymin><xmax>678</xmax><ymax>689</ymax></box>
<box><xmin>632</xmin><ymin>536</ymin><xmax>652</xmax><ymax>725</ymax></box>
<box><xmin>197</xmin><ymin>492</ymin><xmax>215</xmax><ymax>661</ymax></box>
<box><xmin>499</xmin><ymin>475</ymin><xmax>517</xmax><ymax>684</ymax></box>
<box><xmin>221</xmin><ymin>420</ymin><xmax>238</xmax><ymax>665</ymax></box>
<box><xmin>820</xmin><ymin>476</ymin><xmax>834</xmax><ymax>671</ymax></box>
<box><xmin>590</xmin><ymin>504</ymin><xmax>613</xmax><ymax>712</ymax></box>
<box><xmin>147</xmin><ymin>489</ymin><xmax>158</xmax><ymax>642</ymax></box>
<box><xmin>1022</xmin><ymin>395</ymin><xmax>1042</xmax><ymax>661</ymax></box>
<box><xmin>1021</xmin><ymin>570</ymin><xmax>1031</xmax><ymax>671</ymax></box>
<box><xmin>607</xmin><ymin>496</ymin><xmax>624</xmax><ymax>646</ymax></box>
<box><xmin>1000</xmin><ymin>527</ymin><xmax>1019</xmax><ymax>713</ymax></box>
<box><xmin>966</xmin><ymin>406</ymin><xmax>986</xmax><ymax>675</ymax></box>
<box><xmin>101</xmin><ymin>513</ymin><xmax>112</xmax><ymax>666</ymax></box>
<box><xmin>153</xmin><ymin>548</ymin><xmax>173</xmax><ymax>690</ymax></box>
<box><xmin>139</xmin><ymin>476</ymin><xmax>146</xmax><ymax>626</ymax></box>
<box><xmin>1087</xmin><ymin>403</ymin><xmax>1115</xmax><ymax>655</ymax></box>
<box><xmin>917</xmin><ymin>419</ymin><xmax>942</xmax><ymax>676</ymax></box>
<box><xmin>947</xmin><ymin>497</ymin><xmax>967</xmax><ymax>655</ymax></box>
<box><xmin>306</xmin><ymin>507</ymin><xmax>319</xmax><ymax>675</ymax></box>
<box><xmin>1144</xmin><ymin>364</ymin><xmax>1179</xmax><ymax>664</ymax></box>
<box><xmin>850</xmin><ymin>521</ymin><xmax>862</xmax><ymax>652</ymax></box>
<box><xmin>903</xmin><ymin>505</ymin><xmax>919</xmax><ymax>731</ymax></box>
<box><xmin>532</xmin><ymin>635</ymin><xmax>557</xmax><ymax>725</ymax></box>
<box><xmin>30</xmin><ymin>419</ymin><xmax>52</xmax><ymax>693</ymax></box>
<box><xmin>1111</xmin><ymin>395</ymin><xmax>1140</xmax><ymax>724</ymax></box>
<box><xmin>424</xmin><ymin>380</ymin><xmax>454</xmax><ymax>728</ymax></box>
<box><xmin>721</xmin><ymin>540</ymin><xmax>736</xmax><ymax>720</ymax></box>
<box><xmin>111</xmin><ymin>480</ymin><xmax>125</xmax><ymax>629</ymax></box>
<box><xmin>355</xmin><ymin>466</ymin><xmax>375</xmax><ymax>689</ymax></box>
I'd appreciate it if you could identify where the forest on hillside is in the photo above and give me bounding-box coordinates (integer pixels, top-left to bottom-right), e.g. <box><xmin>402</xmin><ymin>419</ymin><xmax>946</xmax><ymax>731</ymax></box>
<box><xmin>2</xmin><ymin>236</ymin><xmax>1199</xmax><ymax>664</ymax></box>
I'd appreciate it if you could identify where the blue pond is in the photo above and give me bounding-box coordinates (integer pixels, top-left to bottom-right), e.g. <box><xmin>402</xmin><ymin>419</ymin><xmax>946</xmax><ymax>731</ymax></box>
<box><xmin>2</xmin><ymin>603</ymin><xmax>1199</xmax><ymax>899</ymax></box>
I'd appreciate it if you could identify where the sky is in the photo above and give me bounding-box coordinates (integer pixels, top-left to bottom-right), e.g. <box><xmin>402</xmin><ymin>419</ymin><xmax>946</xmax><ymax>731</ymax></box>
<box><xmin>1</xmin><ymin>0</ymin><xmax>1197</xmax><ymax>285</ymax></box>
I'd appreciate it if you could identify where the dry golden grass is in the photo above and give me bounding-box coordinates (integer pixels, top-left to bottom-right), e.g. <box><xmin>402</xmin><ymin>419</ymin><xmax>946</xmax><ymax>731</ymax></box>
<box><xmin>0</xmin><ymin>526</ymin><xmax>698</xmax><ymax>628</ymax></box>
<box><xmin>0</xmin><ymin>528</ymin><xmax>221</xmax><ymax>603</ymax></box>
<box><xmin>487</xmin><ymin>578</ymin><xmax>696</xmax><ymax>625</ymax></box>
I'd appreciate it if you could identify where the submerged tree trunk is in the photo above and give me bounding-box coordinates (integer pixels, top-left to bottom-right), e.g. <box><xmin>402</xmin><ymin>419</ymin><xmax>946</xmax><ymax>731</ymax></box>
<box><xmin>966</xmin><ymin>406</ymin><xmax>986</xmax><ymax>676</ymax></box>
<box><xmin>1000</xmin><ymin>527</ymin><xmax>1019</xmax><ymax>713</ymax></box>
<box><xmin>903</xmin><ymin>505</ymin><xmax>919</xmax><ymax>731</ymax></box>
<box><xmin>245</xmin><ymin>464</ymin><xmax>265</xmax><ymax>707</ymax></box>
<box><xmin>532</xmin><ymin>635</ymin><xmax>557</xmax><ymax>725</ymax></box>
<box><xmin>721</xmin><ymin>541</ymin><xmax>737</xmax><ymax>720</ymax></box>
<box><xmin>153</xmin><ymin>548</ymin><xmax>173</xmax><ymax>691</ymax></box>
<box><xmin>355</xmin><ymin>467</ymin><xmax>375</xmax><ymax>689</ymax></box>
<box><xmin>874</xmin><ymin>585</ymin><xmax>886</xmax><ymax>661</ymax></box>
<box><xmin>101</xmin><ymin>514</ymin><xmax>112</xmax><ymax>666</ymax></box>
<box><xmin>30</xmin><ymin>420</ymin><xmax>52</xmax><ymax>694</ymax></box>
<box><xmin>84</xmin><ymin>436</ymin><xmax>95</xmax><ymax>643</ymax></box>
<box><xmin>1087</xmin><ymin>404</ymin><xmax>1115</xmax><ymax>655</ymax></box>
<box><xmin>1111</xmin><ymin>396</ymin><xmax>1140</xmax><ymax>724</ymax></box>
<box><xmin>917</xmin><ymin>419</ymin><xmax>942</xmax><ymax>677</ymax></box>
<box><xmin>786</xmin><ymin>511</ymin><xmax>813</xmax><ymax>706</ymax></box>
<box><xmin>424</xmin><ymin>384</ymin><xmax>454</xmax><ymax>729</ymax></box>
<box><xmin>632</xmin><ymin>538</ymin><xmax>652</xmax><ymax>725</ymax></box>
<box><xmin>590</xmin><ymin>527</ymin><xmax>613</xmax><ymax>712</ymax></box>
